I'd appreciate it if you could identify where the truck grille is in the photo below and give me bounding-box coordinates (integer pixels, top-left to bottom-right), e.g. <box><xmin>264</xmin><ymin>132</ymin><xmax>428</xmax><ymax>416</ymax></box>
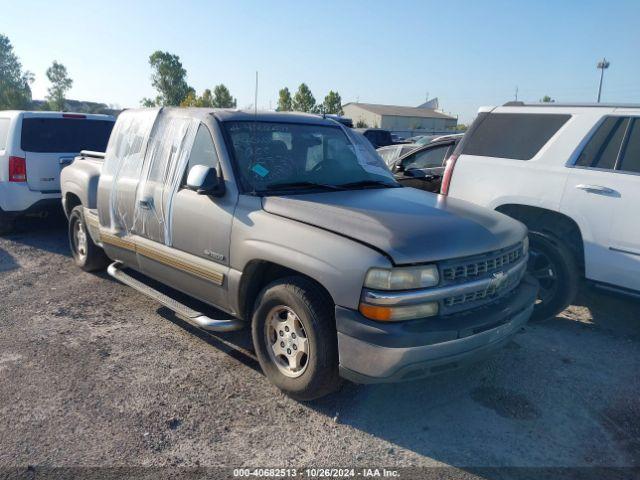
<box><xmin>444</xmin><ymin>267</ymin><xmax>522</xmax><ymax>307</ymax></box>
<box><xmin>442</xmin><ymin>243</ymin><xmax>523</xmax><ymax>282</ymax></box>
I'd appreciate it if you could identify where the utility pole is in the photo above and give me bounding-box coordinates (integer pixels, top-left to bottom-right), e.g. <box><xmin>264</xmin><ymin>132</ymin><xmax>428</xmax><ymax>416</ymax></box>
<box><xmin>515</xmin><ymin>86</ymin><xmax>518</xmax><ymax>101</ymax></box>
<box><xmin>596</xmin><ymin>58</ymin><xmax>610</xmax><ymax>103</ymax></box>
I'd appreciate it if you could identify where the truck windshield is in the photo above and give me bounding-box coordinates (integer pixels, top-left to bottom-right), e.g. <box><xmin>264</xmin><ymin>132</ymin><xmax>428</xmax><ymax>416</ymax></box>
<box><xmin>223</xmin><ymin>121</ymin><xmax>398</xmax><ymax>193</ymax></box>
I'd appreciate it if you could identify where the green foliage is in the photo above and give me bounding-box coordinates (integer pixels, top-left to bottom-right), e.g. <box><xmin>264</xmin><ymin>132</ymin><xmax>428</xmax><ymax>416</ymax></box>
<box><xmin>322</xmin><ymin>90</ymin><xmax>343</xmax><ymax>115</ymax></box>
<box><xmin>143</xmin><ymin>51</ymin><xmax>193</xmax><ymax>106</ymax></box>
<box><xmin>355</xmin><ymin>119</ymin><xmax>368</xmax><ymax>128</ymax></box>
<box><xmin>45</xmin><ymin>61</ymin><xmax>73</xmax><ymax>110</ymax></box>
<box><xmin>540</xmin><ymin>95</ymin><xmax>555</xmax><ymax>103</ymax></box>
<box><xmin>180</xmin><ymin>88</ymin><xmax>215</xmax><ymax>107</ymax></box>
<box><xmin>0</xmin><ymin>34</ymin><xmax>33</xmax><ymax>109</ymax></box>
<box><xmin>292</xmin><ymin>83</ymin><xmax>316</xmax><ymax>113</ymax></box>
<box><xmin>277</xmin><ymin>87</ymin><xmax>292</xmax><ymax>111</ymax></box>
<box><xmin>454</xmin><ymin>123</ymin><xmax>467</xmax><ymax>131</ymax></box>
<box><xmin>212</xmin><ymin>84</ymin><xmax>236</xmax><ymax>108</ymax></box>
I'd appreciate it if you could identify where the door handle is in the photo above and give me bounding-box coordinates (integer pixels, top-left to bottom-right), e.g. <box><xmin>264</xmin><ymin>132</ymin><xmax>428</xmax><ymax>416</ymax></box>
<box><xmin>138</xmin><ymin>198</ymin><xmax>153</xmax><ymax>210</ymax></box>
<box><xmin>575</xmin><ymin>184</ymin><xmax>617</xmax><ymax>195</ymax></box>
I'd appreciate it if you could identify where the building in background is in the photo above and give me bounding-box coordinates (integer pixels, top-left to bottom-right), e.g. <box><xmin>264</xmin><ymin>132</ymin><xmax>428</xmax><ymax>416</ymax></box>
<box><xmin>342</xmin><ymin>102</ymin><xmax>457</xmax><ymax>137</ymax></box>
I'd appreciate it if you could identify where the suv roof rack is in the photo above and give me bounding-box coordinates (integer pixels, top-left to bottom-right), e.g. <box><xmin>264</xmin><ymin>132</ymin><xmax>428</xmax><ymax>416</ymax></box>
<box><xmin>502</xmin><ymin>101</ymin><xmax>640</xmax><ymax>108</ymax></box>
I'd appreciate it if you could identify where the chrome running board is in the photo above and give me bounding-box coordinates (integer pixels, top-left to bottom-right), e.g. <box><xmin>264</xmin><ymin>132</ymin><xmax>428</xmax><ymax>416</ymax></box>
<box><xmin>107</xmin><ymin>262</ymin><xmax>244</xmax><ymax>332</ymax></box>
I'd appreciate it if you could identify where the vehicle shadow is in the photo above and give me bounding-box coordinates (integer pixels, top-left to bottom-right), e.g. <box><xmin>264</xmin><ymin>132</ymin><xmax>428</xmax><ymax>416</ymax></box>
<box><xmin>156</xmin><ymin>282</ymin><xmax>639</xmax><ymax>472</ymax></box>
<box><xmin>1</xmin><ymin>211</ymin><xmax>70</xmax><ymax>256</ymax></box>
<box><xmin>0</xmin><ymin>245</ymin><xmax>19</xmax><ymax>273</ymax></box>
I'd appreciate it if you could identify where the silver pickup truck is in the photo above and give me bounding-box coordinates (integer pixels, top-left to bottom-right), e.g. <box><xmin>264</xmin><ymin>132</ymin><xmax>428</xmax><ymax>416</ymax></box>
<box><xmin>61</xmin><ymin>108</ymin><xmax>537</xmax><ymax>400</ymax></box>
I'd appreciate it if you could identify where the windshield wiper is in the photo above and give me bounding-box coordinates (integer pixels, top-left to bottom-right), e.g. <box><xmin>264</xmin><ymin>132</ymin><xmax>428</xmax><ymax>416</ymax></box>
<box><xmin>337</xmin><ymin>180</ymin><xmax>400</xmax><ymax>189</ymax></box>
<box><xmin>264</xmin><ymin>181</ymin><xmax>344</xmax><ymax>191</ymax></box>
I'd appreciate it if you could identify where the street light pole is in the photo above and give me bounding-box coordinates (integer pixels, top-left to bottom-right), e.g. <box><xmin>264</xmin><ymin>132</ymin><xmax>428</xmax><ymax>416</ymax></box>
<box><xmin>596</xmin><ymin>58</ymin><xmax>610</xmax><ymax>103</ymax></box>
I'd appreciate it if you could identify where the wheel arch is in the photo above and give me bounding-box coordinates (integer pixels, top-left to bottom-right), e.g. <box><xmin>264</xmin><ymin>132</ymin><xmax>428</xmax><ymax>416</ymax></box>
<box><xmin>63</xmin><ymin>191</ymin><xmax>83</xmax><ymax>218</ymax></box>
<box><xmin>236</xmin><ymin>259</ymin><xmax>335</xmax><ymax>322</ymax></box>
<box><xmin>495</xmin><ymin>203</ymin><xmax>585</xmax><ymax>274</ymax></box>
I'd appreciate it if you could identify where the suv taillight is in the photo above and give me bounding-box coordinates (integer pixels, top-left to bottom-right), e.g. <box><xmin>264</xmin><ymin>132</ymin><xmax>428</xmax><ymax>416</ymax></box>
<box><xmin>440</xmin><ymin>154</ymin><xmax>458</xmax><ymax>196</ymax></box>
<box><xmin>9</xmin><ymin>156</ymin><xmax>27</xmax><ymax>182</ymax></box>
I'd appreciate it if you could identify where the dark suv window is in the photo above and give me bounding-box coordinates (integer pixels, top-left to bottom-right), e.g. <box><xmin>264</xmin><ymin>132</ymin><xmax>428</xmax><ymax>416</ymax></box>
<box><xmin>575</xmin><ymin>117</ymin><xmax>630</xmax><ymax>170</ymax></box>
<box><xmin>619</xmin><ymin>118</ymin><xmax>640</xmax><ymax>173</ymax></box>
<box><xmin>402</xmin><ymin>144</ymin><xmax>449</xmax><ymax>170</ymax></box>
<box><xmin>462</xmin><ymin>113</ymin><xmax>570</xmax><ymax>160</ymax></box>
<box><xmin>21</xmin><ymin>118</ymin><xmax>114</xmax><ymax>153</ymax></box>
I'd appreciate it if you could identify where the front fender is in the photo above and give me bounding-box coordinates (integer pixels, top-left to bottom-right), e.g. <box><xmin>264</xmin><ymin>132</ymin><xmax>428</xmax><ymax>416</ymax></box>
<box><xmin>229</xmin><ymin>199</ymin><xmax>391</xmax><ymax>311</ymax></box>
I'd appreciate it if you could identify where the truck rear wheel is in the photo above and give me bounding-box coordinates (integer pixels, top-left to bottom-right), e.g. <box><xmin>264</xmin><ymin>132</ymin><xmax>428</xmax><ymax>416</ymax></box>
<box><xmin>251</xmin><ymin>276</ymin><xmax>342</xmax><ymax>401</ymax></box>
<box><xmin>69</xmin><ymin>206</ymin><xmax>108</xmax><ymax>272</ymax></box>
<box><xmin>528</xmin><ymin>230</ymin><xmax>580</xmax><ymax>322</ymax></box>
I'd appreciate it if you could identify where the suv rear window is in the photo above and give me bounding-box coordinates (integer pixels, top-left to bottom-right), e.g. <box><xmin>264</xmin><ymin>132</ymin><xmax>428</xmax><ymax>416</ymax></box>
<box><xmin>21</xmin><ymin>118</ymin><xmax>114</xmax><ymax>153</ymax></box>
<box><xmin>462</xmin><ymin>113</ymin><xmax>570</xmax><ymax>160</ymax></box>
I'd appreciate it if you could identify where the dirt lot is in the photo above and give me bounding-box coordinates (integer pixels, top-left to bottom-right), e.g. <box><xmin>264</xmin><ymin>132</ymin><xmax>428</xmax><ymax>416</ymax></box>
<box><xmin>0</xmin><ymin>217</ymin><xmax>638</xmax><ymax>476</ymax></box>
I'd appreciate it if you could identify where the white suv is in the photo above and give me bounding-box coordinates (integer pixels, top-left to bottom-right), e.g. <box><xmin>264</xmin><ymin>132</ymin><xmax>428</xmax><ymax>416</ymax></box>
<box><xmin>441</xmin><ymin>102</ymin><xmax>640</xmax><ymax>320</ymax></box>
<box><xmin>0</xmin><ymin>111</ymin><xmax>114</xmax><ymax>233</ymax></box>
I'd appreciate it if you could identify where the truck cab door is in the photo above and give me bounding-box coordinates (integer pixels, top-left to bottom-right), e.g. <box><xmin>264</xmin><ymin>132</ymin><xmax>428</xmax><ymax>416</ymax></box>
<box><xmin>169</xmin><ymin>124</ymin><xmax>236</xmax><ymax>310</ymax></box>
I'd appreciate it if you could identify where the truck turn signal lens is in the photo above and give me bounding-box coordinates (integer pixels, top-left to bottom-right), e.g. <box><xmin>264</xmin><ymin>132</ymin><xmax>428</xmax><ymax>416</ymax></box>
<box><xmin>359</xmin><ymin>301</ymin><xmax>439</xmax><ymax>322</ymax></box>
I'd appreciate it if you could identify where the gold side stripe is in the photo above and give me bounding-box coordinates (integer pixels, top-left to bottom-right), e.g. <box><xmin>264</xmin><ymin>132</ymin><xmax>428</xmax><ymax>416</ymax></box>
<box><xmin>101</xmin><ymin>232</ymin><xmax>136</xmax><ymax>252</ymax></box>
<box><xmin>100</xmin><ymin>229</ymin><xmax>224</xmax><ymax>286</ymax></box>
<box><xmin>136</xmin><ymin>244</ymin><xmax>224</xmax><ymax>285</ymax></box>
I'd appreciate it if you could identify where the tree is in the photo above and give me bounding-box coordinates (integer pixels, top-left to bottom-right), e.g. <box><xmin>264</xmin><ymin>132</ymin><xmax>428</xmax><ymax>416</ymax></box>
<box><xmin>212</xmin><ymin>84</ymin><xmax>236</xmax><ymax>108</ymax></box>
<box><xmin>46</xmin><ymin>61</ymin><xmax>73</xmax><ymax>111</ymax></box>
<box><xmin>292</xmin><ymin>83</ymin><xmax>316</xmax><ymax>113</ymax></box>
<box><xmin>277</xmin><ymin>87</ymin><xmax>292</xmax><ymax>111</ymax></box>
<box><xmin>322</xmin><ymin>90</ymin><xmax>343</xmax><ymax>115</ymax></box>
<box><xmin>180</xmin><ymin>88</ymin><xmax>215</xmax><ymax>107</ymax></box>
<box><xmin>540</xmin><ymin>95</ymin><xmax>555</xmax><ymax>103</ymax></box>
<box><xmin>355</xmin><ymin>119</ymin><xmax>368</xmax><ymax>128</ymax></box>
<box><xmin>0</xmin><ymin>34</ymin><xmax>33</xmax><ymax>109</ymax></box>
<box><xmin>143</xmin><ymin>51</ymin><xmax>193</xmax><ymax>106</ymax></box>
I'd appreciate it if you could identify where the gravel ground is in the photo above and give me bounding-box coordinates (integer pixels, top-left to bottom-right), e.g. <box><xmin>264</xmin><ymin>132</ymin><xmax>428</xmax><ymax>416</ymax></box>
<box><xmin>0</xmin><ymin>216</ymin><xmax>638</xmax><ymax>475</ymax></box>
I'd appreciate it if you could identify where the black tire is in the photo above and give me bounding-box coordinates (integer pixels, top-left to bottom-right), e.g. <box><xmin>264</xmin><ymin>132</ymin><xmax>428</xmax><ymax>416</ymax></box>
<box><xmin>528</xmin><ymin>230</ymin><xmax>580</xmax><ymax>322</ymax></box>
<box><xmin>68</xmin><ymin>206</ymin><xmax>109</xmax><ymax>272</ymax></box>
<box><xmin>251</xmin><ymin>276</ymin><xmax>342</xmax><ymax>401</ymax></box>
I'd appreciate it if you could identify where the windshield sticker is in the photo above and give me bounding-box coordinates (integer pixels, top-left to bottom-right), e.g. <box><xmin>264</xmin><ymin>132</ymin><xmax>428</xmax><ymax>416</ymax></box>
<box><xmin>251</xmin><ymin>163</ymin><xmax>270</xmax><ymax>177</ymax></box>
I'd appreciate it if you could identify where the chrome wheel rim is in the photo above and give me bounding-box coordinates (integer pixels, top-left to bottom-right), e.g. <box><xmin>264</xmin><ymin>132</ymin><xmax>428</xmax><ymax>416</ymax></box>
<box><xmin>264</xmin><ymin>306</ymin><xmax>309</xmax><ymax>378</ymax></box>
<box><xmin>73</xmin><ymin>219</ymin><xmax>88</xmax><ymax>261</ymax></box>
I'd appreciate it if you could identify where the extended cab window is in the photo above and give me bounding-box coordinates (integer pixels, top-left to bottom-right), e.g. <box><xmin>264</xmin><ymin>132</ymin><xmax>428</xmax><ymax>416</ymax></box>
<box><xmin>402</xmin><ymin>145</ymin><xmax>449</xmax><ymax>170</ymax></box>
<box><xmin>618</xmin><ymin>118</ymin><xmax>640</xmax><ymax>173</ymax></box>
<box><xmin>462</xmin><ymin>113</ymin><xmax>570</xmax><ymax>160</ymax></box>
<box><xmin>186</xmin><ymin>125</ymin><xmax>218</xmax><ymax>173</ymax></box>
<box><xmin>575</xmin><ymin>117</ymin><xmax>630</xmax><ymax>170</ymax></box>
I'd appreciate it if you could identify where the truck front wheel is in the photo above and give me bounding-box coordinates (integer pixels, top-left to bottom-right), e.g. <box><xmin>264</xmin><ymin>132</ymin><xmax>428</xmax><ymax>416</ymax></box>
<box><xmin>68</xmin><ymin>206</ymin><xmax>108</xmax><ymax>272</ymax></box>
<box><xmin>251</xmin><ymin>277</ymin><xmax>342</xmax><ymax>401</ymax></box>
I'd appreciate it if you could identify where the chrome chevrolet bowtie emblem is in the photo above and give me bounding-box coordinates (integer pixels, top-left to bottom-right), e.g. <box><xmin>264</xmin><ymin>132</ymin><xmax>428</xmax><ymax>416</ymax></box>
<box><xmin>488</xmin><ymin>271</ymin><xmax>507</xmax><ymax>292</ymax></box>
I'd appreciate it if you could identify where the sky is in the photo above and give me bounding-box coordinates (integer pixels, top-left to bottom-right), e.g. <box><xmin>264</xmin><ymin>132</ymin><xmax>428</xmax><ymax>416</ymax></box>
<box><xmin>3</xmin><ymin>0</ymin><xmax>640</xmax><ymax>123</ymax></box>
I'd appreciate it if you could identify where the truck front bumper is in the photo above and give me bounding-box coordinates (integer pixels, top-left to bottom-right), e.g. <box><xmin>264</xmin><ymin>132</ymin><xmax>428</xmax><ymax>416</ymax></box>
<box><xmin>336</xmin><ymin>274</ymin><xmax>537</xmax><ymax>383</ymax></box>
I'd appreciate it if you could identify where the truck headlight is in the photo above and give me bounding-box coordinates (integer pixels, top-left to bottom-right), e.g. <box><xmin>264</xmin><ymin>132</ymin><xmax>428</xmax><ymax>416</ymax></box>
<box><xmin>359</xmin><ymin>301</ymin><xmax>439</xmax><ymax>322</ymax></box>
<box><xmin>364</xmin><ymin>265</ymin><xmax>439</xmax><ymax>290</ymax></box>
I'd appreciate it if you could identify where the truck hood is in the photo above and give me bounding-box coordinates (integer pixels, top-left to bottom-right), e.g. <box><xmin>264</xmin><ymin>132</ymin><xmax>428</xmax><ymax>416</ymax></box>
<box><xmin>261</xmin><ymin>188</ymin><xmax>526</xmax><ymax>265</ymax></box>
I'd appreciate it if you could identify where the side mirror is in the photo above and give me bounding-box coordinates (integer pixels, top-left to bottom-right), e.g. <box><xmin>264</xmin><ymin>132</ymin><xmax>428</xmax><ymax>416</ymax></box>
<box><xmin>186</xmin><ymin>165</ymin><xmax>225</xmax><ymax>197</ymax></box>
